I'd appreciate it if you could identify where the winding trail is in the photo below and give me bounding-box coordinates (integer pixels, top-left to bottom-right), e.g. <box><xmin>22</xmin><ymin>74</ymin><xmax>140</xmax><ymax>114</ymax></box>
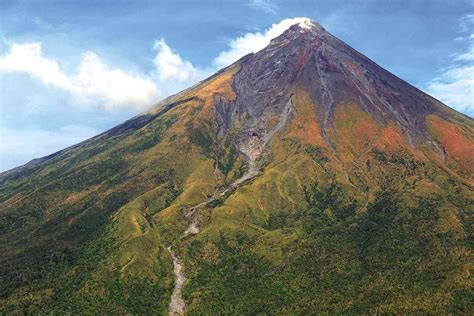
<box><xmin>166</xmin><ymin>97</ymin><xmax>294</xmax><ymax>315</ymax></box>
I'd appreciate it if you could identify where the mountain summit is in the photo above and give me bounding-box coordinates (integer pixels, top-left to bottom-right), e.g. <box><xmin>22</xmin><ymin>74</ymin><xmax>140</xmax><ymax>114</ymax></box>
<box><xmin>1</xmin><ymin>20</ymin><xmax>473</xmax><ymax>314</ymax></box>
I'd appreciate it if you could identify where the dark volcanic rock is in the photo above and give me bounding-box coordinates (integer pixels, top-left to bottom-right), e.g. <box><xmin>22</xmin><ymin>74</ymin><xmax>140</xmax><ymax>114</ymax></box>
<box><xmin>228</xmin><ymin>20</ymin><xmax>443</xmax><ymax>150</ymax></box>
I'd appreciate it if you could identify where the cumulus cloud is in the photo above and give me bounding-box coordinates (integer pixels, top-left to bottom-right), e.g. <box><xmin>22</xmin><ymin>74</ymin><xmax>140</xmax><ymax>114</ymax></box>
<box><xmin>213</xmin><ymin>17</ymin><xmax>311</xmax><ymax>68</ymax></box>
<box><xmin>151</xmin><ymin>39</ymin><xmax>212</xmax><ymax>96</ymax></box>
<box><xmin>0</xmin><ymin>42</ymin><xmax>73</xmax><ymax>90</ymax></box>
<box><xmin>0</xmin><ymin>39</ymin><xmax>215</xmax><ymax>110</ymax></box>
<box><xmin>425</xmin><ymin>15</ymin><xmax>474</xmax><ymax>116</ymax></box>
<box><xmin>153</xmin><ymin>39</ymin><xmax>199</xmax><ymax>82</ymax></box>
<box><xmin>0</xmin><ymin>42</ymin><xmax>160</xmax><ymax>110</ymax></box>
<box><xmin>74</xmin><ymin>52</ymin><xmax>160</xmax><ymax>108</ymax></box>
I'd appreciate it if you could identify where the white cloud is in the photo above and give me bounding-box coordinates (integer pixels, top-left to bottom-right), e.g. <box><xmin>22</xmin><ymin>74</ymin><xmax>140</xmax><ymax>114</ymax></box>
<box><xmin>0</xmin><ymin>40</ymin><xmax>214</xmax><ymax>110</ymax></box>
<box><xmin>213</xmin><ymin>17</ymin><xmax>312</xmax><ymax>68</ymax></box>
<box><xmin>425</xmin><ymin>15</ymin><xmax>474</xmax><ymax>116</ymax></box>
<box><xmin>0</xmin><ymin>42</ymin><xmax>73</xmax><ymax>90</ymax></box>
<box><xmin>0</xmin><ymin>39</ymin><xmax>211</xmax><ymax>170</ymax></box>
<box><xmin>74</xmin><ymin>52</ymin><xmax>160</xmax><ymax>109</ymax></box>
<box><xmin>153</xmin><ymin>39</ymin><xmax>199</xmax><ymax>82</ymax></box>
<box><xmin>150</xmin><ymin>39</ymin><xmax>212</xmax><ymax>96</ymax></box>
<box><xmin>0</xmin><ymin>42</ymin><xmax>160</xmax><ymax>110</ymax></box>
<box><xmin>426</xmin><ymin>65</ymin><xmax>474</xmax><ymax>115</ymax></box>
<box><xmin>0</xmin><ymin>124</ymin><xmax>98</xmax><ymax>171</ymax></box>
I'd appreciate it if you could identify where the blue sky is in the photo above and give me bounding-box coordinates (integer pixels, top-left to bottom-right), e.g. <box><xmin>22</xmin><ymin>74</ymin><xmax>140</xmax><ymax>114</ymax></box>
<box><xmin>0</xmin><ymin>0</ymin><xmax>473</xmax><ymax>171</ymax></box>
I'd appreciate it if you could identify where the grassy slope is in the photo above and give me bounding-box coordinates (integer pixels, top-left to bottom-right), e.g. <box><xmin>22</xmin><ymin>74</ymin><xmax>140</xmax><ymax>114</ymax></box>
<box><xmin>0</xmin><ymin>77</ymin><xmax>473</xmax><ymax>314</ymax></box>
<box><xmin>179</xmin><ymin>90</ymin><xmax>474</xmax><ymax>314</ymax></box>
<box><xmin>0</xmin><ymin>97</ymin><xmax>208</xmax><ymax>313</ymax></box>
<box><xmin>0</xmin><ymin>66</ymin><xmax>240</xmax><ymax>313</ymax></box>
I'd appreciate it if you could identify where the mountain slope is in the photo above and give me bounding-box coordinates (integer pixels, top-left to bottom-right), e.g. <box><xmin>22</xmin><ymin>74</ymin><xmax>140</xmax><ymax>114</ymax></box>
<box><xmin>1</xmin><ymin>19</ymin><xmax>473</xmax><ymax>314</ymax></box>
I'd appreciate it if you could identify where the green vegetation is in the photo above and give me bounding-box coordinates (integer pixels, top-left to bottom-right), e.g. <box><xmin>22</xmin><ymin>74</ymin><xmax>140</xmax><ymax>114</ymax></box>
<box><xmin>303</xmin><ymin>144</ymin><xmax>329</xmax><ymax>164</ymax></box>
<box><xmin>217</xmin><ymin>139</ymin><xmax>238</xmax><ymax>176</ymax></box>
<box><xmin>188</xmin><ymin>119</ymin><xmax>214</xmax><ymax>155</ymax></box>
<box><xmin>0</xmin><ymin>219</ymin><xmax>173</xmax><ymax>314</ymax></box>
<box><xmin>188</xmin><ymin>121</ymin><xmax>238</xmax><ymax>178</ymax></box>
<box><xmin>182</xmin><ymin>173</ymin><xmax>472</xmax><ymax>314</ymax></box>
<box><xmin>125</xmin><ymin>114</ymin><xmax>178</xmax><ymax>153</ymax></box>
<box><xmin>0</xmin><ymin>90</ymin><xmax>472</xmax><ymax>314</ymax></box>
<box><xmin>0</xmin><ymin>104</ymin><xmax>193</xmax><ymax>312</ymax></box>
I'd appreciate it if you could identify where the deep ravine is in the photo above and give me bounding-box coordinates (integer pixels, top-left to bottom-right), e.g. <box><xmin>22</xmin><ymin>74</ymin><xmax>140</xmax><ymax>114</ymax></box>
<box><xmin>166</xmin><ymin>97</ymin><xmax>294</xmax><ymax>315</ymax></box>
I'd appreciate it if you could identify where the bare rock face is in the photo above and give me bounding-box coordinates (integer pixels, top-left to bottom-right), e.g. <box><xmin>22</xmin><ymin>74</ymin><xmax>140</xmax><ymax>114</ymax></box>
<box><xmin>213</xmin><ymin>19</ymin><xmax>452</xmax><ymax>158</ymax></box>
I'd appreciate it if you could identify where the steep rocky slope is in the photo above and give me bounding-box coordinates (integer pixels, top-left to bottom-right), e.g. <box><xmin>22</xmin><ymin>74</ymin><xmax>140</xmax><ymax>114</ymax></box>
<box><xmin>1</xmin><ymin>19</ymin><xmax>473</xmax><ymax>314</ymax></box>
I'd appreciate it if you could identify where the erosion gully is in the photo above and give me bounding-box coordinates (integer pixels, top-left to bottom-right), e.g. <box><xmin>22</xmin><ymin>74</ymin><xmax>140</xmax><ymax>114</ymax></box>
<box><xmin>166</xmin><ymin>98</ymin><xmax>293</xmax><ymax>315</ymax></box>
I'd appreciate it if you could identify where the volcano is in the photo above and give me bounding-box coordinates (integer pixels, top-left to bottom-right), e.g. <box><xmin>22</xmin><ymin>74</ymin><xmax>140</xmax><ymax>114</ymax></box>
<box><xmin>1</xmin><ymin>19</ymin><xmax>473</xmax><ymax>314</ymax></box>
